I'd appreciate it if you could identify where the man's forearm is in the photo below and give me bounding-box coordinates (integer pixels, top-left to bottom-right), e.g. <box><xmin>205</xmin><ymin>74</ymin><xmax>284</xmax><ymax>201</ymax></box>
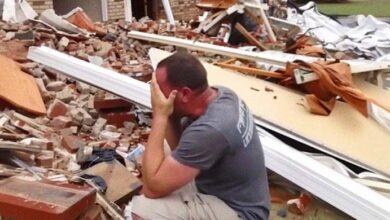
<box><xmin>166</xmin><ymin>116</ymin><xmax>182</xmax><ymax>150</ymax></box>
<box><xmin>142</xmin><ymin>115</ymin><xmax>169</xmax><ymax>189</ymax></box>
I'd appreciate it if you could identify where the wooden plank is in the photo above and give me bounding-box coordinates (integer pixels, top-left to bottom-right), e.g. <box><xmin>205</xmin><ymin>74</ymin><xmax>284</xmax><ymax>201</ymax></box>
<box><xmin>234</xmin><ymin>22</ymin><xmax>267</xmax><ymax>51</ymax></box>
<box><xmin>353</xmin><ymin>75</ymin><xmax>390</xmax><ymax>105</ymax></box>
<box><xmin>0</xmin><ymin>55</ymin><xmax>46</xmax><ymax>115</ymax></box>
<box><xmin>82</xmin><ymin>160</ymin><xmax>142</xmax><ymax>203</ymax></box>
<box><xmin>149</xmin><ymin>48</ymin><xmax>390</xmax><ymax>178</ymax></box>
<box><xmin>217</xmin><ymin>61</ymin><xmax>284</xmax><ymax>78</ymax></box>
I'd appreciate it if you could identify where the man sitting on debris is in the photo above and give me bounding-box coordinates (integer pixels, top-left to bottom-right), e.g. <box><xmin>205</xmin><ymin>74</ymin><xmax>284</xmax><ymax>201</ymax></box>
<box><xmin>131</xmin><ymin>52</ymin><xmax>270</xmax><ymax>220</ymax></box>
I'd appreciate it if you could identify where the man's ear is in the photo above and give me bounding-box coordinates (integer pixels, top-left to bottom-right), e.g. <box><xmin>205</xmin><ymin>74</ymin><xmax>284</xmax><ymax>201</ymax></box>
<box><xmin>179</xmin><ymin>87</ymin><xmax>192</xmax><ymax>103</ymax></box>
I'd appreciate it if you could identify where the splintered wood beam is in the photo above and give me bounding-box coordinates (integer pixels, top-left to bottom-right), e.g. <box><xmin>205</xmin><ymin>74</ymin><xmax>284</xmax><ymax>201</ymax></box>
<box><xmin>217</xmin><ymin>61</ymin><xmax>285</xmax><ymax>79</ymax></box>
<box><xmin>235</xmin><ymin>22</ymin><xmax>267</xmax><ymax>51</ymax></box>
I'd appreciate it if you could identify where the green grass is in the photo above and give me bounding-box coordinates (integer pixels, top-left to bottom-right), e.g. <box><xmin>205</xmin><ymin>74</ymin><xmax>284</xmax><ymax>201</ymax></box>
<box><xmin>314</xmin><ymin>0</ymin><xmax>390</xmax><ymax>17</ymax></box>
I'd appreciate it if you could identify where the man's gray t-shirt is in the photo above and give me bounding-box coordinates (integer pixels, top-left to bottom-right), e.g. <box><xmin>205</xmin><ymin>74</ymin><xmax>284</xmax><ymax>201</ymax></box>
<box><xmin>172</xmin><ymin>87</ymin><xmax>270</xmax><ymax>220</ymax></box>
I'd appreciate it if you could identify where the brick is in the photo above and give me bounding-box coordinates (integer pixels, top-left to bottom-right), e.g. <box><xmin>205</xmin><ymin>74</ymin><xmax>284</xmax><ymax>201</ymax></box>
<box><xmin>47</xmin><ymin>99</ymin><xmax>68</xmax><ymax>118</ymax></box>
<box><xmin>50</xmin><ymin>116</ymin><xmax>72</xmax><ymax>130</ymax></box>
<box><xmin>287</xmin><ymin>192</ymin><xmax>312</xmax><ymax>215</ymax></box>
<box><xmin>101</xmin><ymin>112</ymin><xmax>136</xmax><ymax>128</ymax></box>
<box><xmin>0</xmin><ymin>178</ymin><xmax>95</xmax><ymax>220</ymax></box>
<box><xmin>77</xmin><ymin>108</ymin><xmax>95</xmax><ymax>126</ymax></box>
<box><xmin>46</xmin><ymin>81</ymin><xmax>66</xmax><ymax>92</ymax></box>
<box><xmin>60</xmin><ymin>126</ymin><xmax>78</xmax><ymax>136</ymax></box>
<box><xmin>102</xmin><ymin>141</ymin><xmax>117</xmax><ymax>149</ymax></box>
<box><xmin>99</xmin><ymin>130</ymin><xmax>121</xmax><ymax>140</ymax></box>
<box><xmin>93</xmin><ymin>97</ymin><xmax>133</xmax><ymax>110</ymax></box>
<box><xmin>105</xmin><ymin>124</ymin><xmax>117</xmax><ymax>132</ymax></box>
<box><xmin>61</xmin><ymin>135</ymin><xmax>85</xmax><ymax>153</ymax></box>
<box><xmin>20</xmin><ymin>137</ymin><xmax>53</xmax><ymax>150</ymax></box>
<box><xmin>56</xmin><ymin>88</ymin><xmax>74</xmax><ymax>103</ymax></box>
<box><xmin>92</xmin><ymin>118</ymin><xmax>107</xmax><ymax>136</ymax></box>
<box><xmin>81</xmin><ymin>124</ymin><xmax>92</xmax><ymax>133</ymax></box>
<box><xmin>76</xmin><ymin>81</ymin><xmax>91</xmax><ymax>94</ymax></box>
<box><xmin>35</xmin><ymin>153</ymin><xmax>53</xmax><ymax>168</ymax></box>
<box><xmin>69</xmin><ymin>108</ymin><xmax>84</xmax><ymax>124</ymax></box>
<box><xmin>116</xmin><ymin>143</ymin><xmax>129</xmax><ymax>153</ymax></box>
<box><xmin>66</xmin><ymin>43</ymin><xmax>78</xmax><ymax>52</ymax></box>
<box><xmin>58</xmin><ymin>36</ymin><xmax>70</xmax><ymax>48</ymax></box>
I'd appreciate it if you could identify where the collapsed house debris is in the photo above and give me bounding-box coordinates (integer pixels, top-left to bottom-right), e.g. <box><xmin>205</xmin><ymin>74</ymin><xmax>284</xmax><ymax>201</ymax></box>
<box><xmin>0</xmin><ymin>0</ymin><xmax>390</xmax><ymax>219</ymax></box>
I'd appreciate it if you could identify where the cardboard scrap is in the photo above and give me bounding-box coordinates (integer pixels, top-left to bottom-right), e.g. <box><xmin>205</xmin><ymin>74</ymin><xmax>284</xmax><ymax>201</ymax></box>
<box><xmin>0</xmin><ymin>55</ymin><xmax>46</xmax><ymax>115</ymax></box>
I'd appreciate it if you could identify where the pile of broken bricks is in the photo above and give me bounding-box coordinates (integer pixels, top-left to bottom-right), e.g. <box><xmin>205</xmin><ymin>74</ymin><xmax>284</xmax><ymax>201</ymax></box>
<box><xmin>0</xmin><ymin>6</ymin><xmax>355</xmax><ymax>220</ymax></box>
<box><xmin>0</xmin><ymin>11</ymin><xmax>162</xmax><ymax>219</ymax></box>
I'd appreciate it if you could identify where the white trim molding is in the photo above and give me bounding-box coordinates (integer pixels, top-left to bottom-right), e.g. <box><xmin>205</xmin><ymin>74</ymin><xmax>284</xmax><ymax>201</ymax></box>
<box><xmin>101</xmin><ymin>0</ymin><xmax>109</xmax><ymax>21</ymax></box>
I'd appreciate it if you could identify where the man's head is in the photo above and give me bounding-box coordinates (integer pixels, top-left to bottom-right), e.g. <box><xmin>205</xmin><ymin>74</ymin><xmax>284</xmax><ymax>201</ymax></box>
<box><xmin>155</xmin><ymin>51</ymin><xmax>209</xmax><ymax>116</ymax></box>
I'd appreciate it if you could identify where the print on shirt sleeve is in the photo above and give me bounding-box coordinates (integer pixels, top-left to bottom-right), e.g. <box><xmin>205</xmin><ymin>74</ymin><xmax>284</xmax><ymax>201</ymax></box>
<box><xmin>236</xmin><ymin>99</ymin><xmax>254</xmax><ymax>148</ymax></box>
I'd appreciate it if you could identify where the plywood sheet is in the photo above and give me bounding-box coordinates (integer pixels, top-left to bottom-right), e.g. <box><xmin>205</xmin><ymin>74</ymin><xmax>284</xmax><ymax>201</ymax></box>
<box><xmin>149</xmin><ymin>49</ymin><xmax>390</xmax><ymax>177</ymax></box>
<box><xmin>353</xmin><ymin>75</ymin><xmax>390</xmax><ymax>105</ymax></box>
<box><xmin>82</xmin><ymin>160</ymin><xmax>142</xmax><ymax>203</ymax></box>
<box><xmin>0</xmin><ymin>55</ymin><xmax>46</xmax><ymax>115</ymax></box>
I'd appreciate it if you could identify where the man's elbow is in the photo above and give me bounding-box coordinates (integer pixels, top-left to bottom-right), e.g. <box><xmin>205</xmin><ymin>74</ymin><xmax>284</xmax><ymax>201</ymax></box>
<box><xmin>143</xmin><ymin>190</ymin><xmax>164</xmax><ymax>199</ymax></box>
<box><xmin>142</xmin><ymin>183</ymin><xmax>171</xmax><ymax>199</ymax></box>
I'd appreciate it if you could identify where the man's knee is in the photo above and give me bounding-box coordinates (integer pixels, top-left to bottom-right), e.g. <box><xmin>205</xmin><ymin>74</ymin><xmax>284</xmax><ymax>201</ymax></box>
<box><xmin>131</xmin><ymin>213</ymin><xmax>143</xmax><ymax>220</ymax></box>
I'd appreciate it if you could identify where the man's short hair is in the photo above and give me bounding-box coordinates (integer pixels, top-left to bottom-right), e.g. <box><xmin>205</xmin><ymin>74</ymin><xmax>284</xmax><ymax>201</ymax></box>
<box><xmin>157</xmin><ymin>51</ymin><xmax>209</xmax><ymax>92</ymax></box>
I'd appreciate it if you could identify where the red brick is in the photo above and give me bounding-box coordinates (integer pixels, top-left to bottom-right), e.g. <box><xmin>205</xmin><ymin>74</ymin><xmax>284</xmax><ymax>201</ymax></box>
<box><xmin>0</xmin><ymin>178</ymin><xmax>95</xmax><ymax>220</ymax></box>
<box><xmin>287</xmin><ymin>192</ymin><xmax>312</xmax><ymax>215</ymax></box>
<box><xmin>93</xmin><ymin>98</ymin><xmax>133</xmax><ymax>110</ymax></box>
<box><xmin>47</xmin><ymin>99</ymin><xmax>68</xmax><ymax>118</ymax></box>
<box><xmin>50</xmin><ymin>116</ymin><xmax>72</xmax><ymax>130</ymax></box>
<box><xmin>100</xmin><ymin>112</ymin><xmax>136</xmax><ymax>128</ymax></box>
<box><xmin>35</xmin><ymin>154</ymin><xmax>53</xmax><ymax>168</ymax></box>
<box><xmin>102</xmin><ymin>141</ymin><xmax>117</xmax><ymax>150</ymax></box>
<box><xmin>61</xmin><ymin>135</ymin><xmax>85</xmax><ymax>153</ymax></box>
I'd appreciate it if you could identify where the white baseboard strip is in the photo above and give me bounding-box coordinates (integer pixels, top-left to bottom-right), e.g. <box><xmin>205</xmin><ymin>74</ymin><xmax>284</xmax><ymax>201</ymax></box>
<box><xmin>259</xmin><ymin>127</ymin><xmax>390</xmax><ymax>219</ymax></box>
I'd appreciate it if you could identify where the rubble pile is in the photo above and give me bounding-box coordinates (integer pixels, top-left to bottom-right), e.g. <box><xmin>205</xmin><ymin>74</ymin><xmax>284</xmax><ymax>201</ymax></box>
<box><xmin>0</xmin><ymin>1</ymin><xmax>387</xmax><ymax>219</ymax></box>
